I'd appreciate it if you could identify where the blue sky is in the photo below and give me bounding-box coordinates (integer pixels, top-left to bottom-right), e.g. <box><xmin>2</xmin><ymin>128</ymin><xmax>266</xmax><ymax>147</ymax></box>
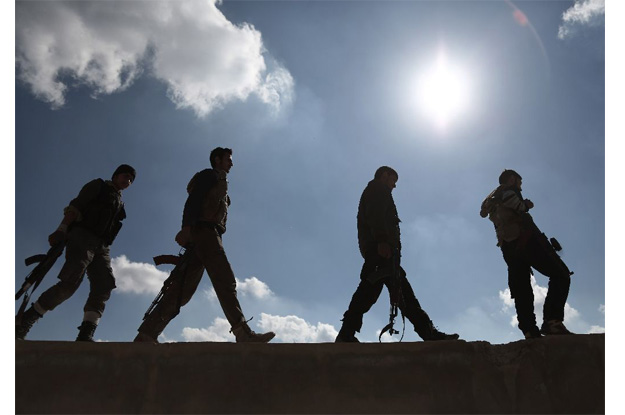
<box><xmin>10</xmin><ymin>0</ymin><xmax>611</xmax><ymax>347</ymax></box>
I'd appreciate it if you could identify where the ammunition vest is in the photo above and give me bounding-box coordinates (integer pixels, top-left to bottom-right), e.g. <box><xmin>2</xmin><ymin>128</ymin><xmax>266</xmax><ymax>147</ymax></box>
<box><xmin>74</xmin><ymin>179</ymin><xmax>126</xmax><ymax>245</ymax></box>
<box><xmin>187</xmin><ymin>169</ymin><xmax>230</xmax><ymax>234</ymax></box>
<box><xmin>357</xmin><ymin>180</ymin><xmax>401</xmax><ymax>256</ymax></box>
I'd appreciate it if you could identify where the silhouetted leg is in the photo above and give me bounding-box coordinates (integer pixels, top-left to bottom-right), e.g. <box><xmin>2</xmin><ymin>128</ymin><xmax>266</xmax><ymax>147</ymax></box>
<box><xmin>83</xmin><ymin>246</ymin><xmax>116</xmax><ymax>320</ymax></box>
<box><xmin>393</xmin><ymin>275</ymin><xmax>435</xmax><ymax>339</ymax></box>
<box><xmin>525</xmin><ymin>236</ymin><xmax>571</xmax><ymax>323</ymax></box>
<box><xmin>502</xmin><ymin>241</ymin><xmax>537</xmax><ymax>334</ymax></box>
<box><xmin>341</xmin><ymin>278</ymin><xmax>385</xmax><ymax>334</ymax></box>
<box><xmin>36</xmin><ymin>229</ymin><xmax>93</xmax><ymax>312</ymax></box>
<box><xmin>137</xmin><ymin>253</ymin><xmax>204</xmax><ymax>339</ymax></box>
<box><xmin>193</xmin><ymin>226</ymin><xmax>245</xmax><ymax>327</ymax></box>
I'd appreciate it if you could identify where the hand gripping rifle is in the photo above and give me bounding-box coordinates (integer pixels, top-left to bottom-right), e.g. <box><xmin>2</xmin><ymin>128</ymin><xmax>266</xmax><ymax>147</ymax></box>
<box><xmin>379</xmin><ymin>249</ymin><xmax>406</xmax><ymax>342</ymax></box>
<box><xmin>143</xmin><ymin>246</ymin><xmax>194</xmax><ymax>321</ymax></box>
<box><xmin>15</xmin><ymin>242</ymin><xmax>66</xmax><ymax>322</ymax></box>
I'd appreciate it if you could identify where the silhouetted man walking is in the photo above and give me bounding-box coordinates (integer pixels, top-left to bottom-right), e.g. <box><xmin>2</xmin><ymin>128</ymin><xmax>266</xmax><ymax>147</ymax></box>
<box><xmin>134</xmin><ymin>147</ymin><xmax>275</xmax><ymax>343</ymax></box>
<box><xmin>16</xmin><ymin>164</ymin><xmax>136</xmax><ymax>341</ymax></box>
<box><xmin>336</xmin><ymin>166</ymin><xmax>459</xmax><ymax>342</ymax></box>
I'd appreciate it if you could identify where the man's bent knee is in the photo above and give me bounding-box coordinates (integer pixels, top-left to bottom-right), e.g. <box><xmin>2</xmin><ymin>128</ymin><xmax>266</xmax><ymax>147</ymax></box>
<box><xmin>37</xmin><ymin>280</ymin><xmax>81</xmax><ymax>311</ymax></box>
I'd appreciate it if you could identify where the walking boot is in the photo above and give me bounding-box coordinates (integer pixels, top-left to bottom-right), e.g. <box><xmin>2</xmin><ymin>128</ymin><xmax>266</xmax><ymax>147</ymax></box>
<box><xmin>540</xmin><ymin>320</ymin><xmax>573</xmax><ymax>336</ymax></box>
<box><xmin>425</xmin><ymin>327</ymin><xmax>459</xmax><ymax>341</ymax></box>
<box><xmin>76</xmin><ymin>321</ymin><xmax>98</xmax><ymax>342</ymax></box>
<box><xmin>335</xmin><ymin>328</ymin><xmax>360</xmax><ymax>343</ymax></box>
<box><xmin>523</xmin><ymin>326</ymin><xmax>542</xmax><ymax>339</ymax></box>
<box><xmin>15</xmin><ymin>306</ymin><xmax>43</xmax><ymax>340</ymax></box>
<box><xmin>231</xmin><ymin>321</ymin><xmax>275</xmax><ymax>343</ymax></box>
<box><xmin>133</xmin><ymin>331</ymin><xmax>159</xmax><ymax>344</ymax></box>
<box><xmin>420</xmin><ymin>322</ymin><xmax>459</xmax><ymax>341</ymax></box>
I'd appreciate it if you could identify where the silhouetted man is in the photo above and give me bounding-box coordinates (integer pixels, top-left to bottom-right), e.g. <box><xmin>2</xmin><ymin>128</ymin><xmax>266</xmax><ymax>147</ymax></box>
<box><xmin>336</xmin><ymin>166</ymin><xmax>459</xmax><ymax>342</ymax></box>
<box><xmin>134</xmin><ymin>147</ymin><xmax>275</xmax><ymax>343</ymax></box>
<box><xmin>16</xmin><ymin>164</ymin><xmax>136</xmax><ymax>341</ymax></box>
<box><xmin>480</xmin><ymin>169</ymin><xmax>574</xmax><ymax>338</ymax></box>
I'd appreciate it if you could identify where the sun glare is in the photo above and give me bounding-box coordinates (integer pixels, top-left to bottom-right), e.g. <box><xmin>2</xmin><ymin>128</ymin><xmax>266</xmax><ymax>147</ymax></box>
<box><xmin>415</xmin><ymin>50</ymin><xmax>471</xmax><ymax>131</ymax></box>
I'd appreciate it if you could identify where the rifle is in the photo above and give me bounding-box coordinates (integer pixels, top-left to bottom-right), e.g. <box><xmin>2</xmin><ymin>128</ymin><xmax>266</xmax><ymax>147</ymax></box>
<box><xmin>15</xmin><ymin>242</ymin><xmax>66</xmax><ymax>322</ymax></box>
<box><xmin>143</xmin><ymin>246</ymin><xmax>195</xmax><ymax>321</ymax></box>
<box><xmin>523</xmin><ymin>213</ymin><xmax>574</xmax><ymax>277</ymax></box>
<box><xmin>378</xmin><ymin>249</ymin><xmax>406</xmax><ymax>342</ymax></box>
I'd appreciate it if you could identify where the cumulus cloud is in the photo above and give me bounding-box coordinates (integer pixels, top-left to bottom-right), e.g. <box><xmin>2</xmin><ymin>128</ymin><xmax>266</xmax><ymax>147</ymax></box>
<box><xmin>588</xmin><ymin>325</ymin><xmax>605</xmax><ymax>334</ymax></box>
<box><xmin>588</xmin><ymin>305</ymin><xmax>605</xmax><ymax>333</ymax></box>
<box><xmin>498</xmin><ymin>275</ymin><xmax>580</xmax><ymax>328</ymax></box>
<box><xmin>111</xmin><ymin>255</ymin><xmax>169</xmax><ymax>295</ymax></box>
<box><xmin>181</xmin><ymin>317</ymin><xmax>234</xmax><ymax>342</ymax></box>
<box><xmin>204</xmin><ymin>276</ymin><xmax>275</xmax><ymax>301</ymax></box>
<box><xmin>238</xmin><ymin>276</ymin><xmax>275</xmax><ymax>299</ymax></box>
<box><xmin>558</xmin><ymin>0</ymin><xmax>605</xmax><ymax>39</ymax></box>
<box><xmin>16</xmin><ymin>0</ymin><xmax>293</xmax><ymax>117</ymax></box>
<box><xmin>178</xmin><ymin>314</ymin><xmax>338</xmax><ymax>343</ymax></box>
<box><xmin>258</xmin><ymin>313</ymin><xmax>338</xmax><ymax>343</ymax></box>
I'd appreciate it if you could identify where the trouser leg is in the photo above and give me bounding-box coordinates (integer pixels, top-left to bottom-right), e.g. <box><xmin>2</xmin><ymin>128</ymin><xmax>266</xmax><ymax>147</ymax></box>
<box><xmin>341</xmin><ymin>280</ymin><xmax>384</xmax><ymax>333</ymax></box>
<box><xmin>525</xmin><ymin>236</ymin><xmax>571</xmax><ymax>323</ymax></box>
<box><xmin>36</xmin><ymin>230</ymin><xmax>93</xmax><ymax>312</ymax></box>
<box><xmin>193</xmin><ymin>227</ymin><xmax>245</xmax><ymax>327</ymax></box>
<box><xmin>394</xmin><ymin>274</ymin><xmax>435</xmax><ymax>339</ymax></box>
<box><xmin>138</xmin><ymin>254</ymin><xmax>204</xmax><ymax>338</ymax></box>
<box><xmin>502</xmin><ymin>241</ymin><xmax>537</xmax><ymax>333</ymax></box>
<box><xmin>340</xmin><ymin>257</ymin><xmax>386</xmax><ymax>333</ymax></box>
<box><xmin>83</xmin><ymin>246</ymin><xmax>116</xmax><ymax>322</ymax></box>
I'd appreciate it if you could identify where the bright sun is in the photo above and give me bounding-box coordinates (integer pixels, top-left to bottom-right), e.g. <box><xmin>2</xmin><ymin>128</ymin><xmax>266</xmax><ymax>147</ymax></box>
<box><xmin>415</xmin><ymin>50</ymin><xmax>471</xmax><ymax>131</ymax></box>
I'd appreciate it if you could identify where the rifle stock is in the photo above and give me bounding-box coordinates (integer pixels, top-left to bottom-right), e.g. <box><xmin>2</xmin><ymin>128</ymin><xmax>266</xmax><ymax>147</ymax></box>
<box><xmin>153</xmin><ymin>254</ymin><xmax>181</xmax><ymax>266</ymax></box>
<box><xmin>143</xmin><ymin>247</ymin><xmax>194</xmax><ymax>321</ymax></box>
<box><xmin>15</xmin><ymin>242</ymin><xmax>66</xmax><ymax>323</ymax></box>
<box><xmin>16</xmin><ymin>242</ymin><xmax>65</xmax><ymax>301</ymax></box>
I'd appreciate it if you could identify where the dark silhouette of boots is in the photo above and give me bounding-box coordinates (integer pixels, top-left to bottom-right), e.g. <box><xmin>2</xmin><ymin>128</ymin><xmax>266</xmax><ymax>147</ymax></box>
<box><xmin>335</xmin><ymin>327</ymin><xmax>360</xmax><ymax>343</ymax></box>
<box><xmin>76</xmin><ymin>321</ymin><xmax>98</xmax><ymax>342</ymax></box>
<box><xmin>410</xmin><ymin>311</ymin><xmax>459</xmax><ymax>341</ymax></box>
<box><xmin>16</xmin><ymin>306</ymin><xmax>43</xmax><ymax>340</ymax></box>
<box><xmin>230</xmin><ymin>321</ymin><xmax>275</xmax><ymax>343</ymax></box>
<box><xmin>424</xmin><ymin>326</ymin><xmax>460</xmax><ymax>341</ymax></box>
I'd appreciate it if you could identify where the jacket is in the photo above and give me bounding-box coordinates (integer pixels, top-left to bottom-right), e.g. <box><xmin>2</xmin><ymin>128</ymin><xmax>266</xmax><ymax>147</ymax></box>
<box><xmin>67</xmin><ymin>179</ymin><xmax>126</xmax><ymax>245</ymax></box>
<box><xmin>482</xmin><ymin>185</ymin><xmax>531</xmax><ymax>245</ymax></box>
<box><xmin>181</xmin><ymin>168</ymin><xmax>230</xmax><ymax>234</ymax></box>
<box><xmin>357</xmin><ymin>179</ymin><xmax>401</xmax><ymax>257</ymax></box>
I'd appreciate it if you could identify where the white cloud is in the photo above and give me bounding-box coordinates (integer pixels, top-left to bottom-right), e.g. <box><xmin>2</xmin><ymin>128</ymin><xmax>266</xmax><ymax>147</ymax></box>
<box><xmin>499</xmin><ymin>288</ymin><xmax>515</xmax><ymax>310</ymax></box>
<box><xmin>178</xmin><ymin>314</ymin><xmax>338</xmax><ymax>343</ymax></box>
<box><xmin>204</xmin><ymin>276</ymin><xmax>275</xmax><ymax>301</ymax></box>
<box><xmin>558</xmin><ymin>0</ymin><xmax>605</xmax><ymax>39</ymax></box>
<box><xmin>238</xmin><ymin>276</ymin><xmax>275</xmax><ymax>299</ymax></box>
<box><xmin>599</xmin><ymin>304</ymin><xmax>605</xmax><ymax>314</ymax></box>
<box><xmin>258</xmin><ymin>313</ymin><xmax>338</xmax><ymax>343</ymax></box>
<box><xmin>111</xmin><ymin>255</ymin><xmax>169</xmax><ymax>295</ymax></box>
<box><xmin>498</xmin><ymin>275</ymin><xmax>580</xmax><ymax>328</ymax></box>
<box><xmin>181</xmin><ymin>317</ymin><xmax>234</xmax><ymax>342</ymax></box>
<box><xmin>16</xmin><ymin>0</ymin><xmax>293</xmax><ymax>117</ymax></box>
<box><xmin>588</xmin><ymin>325</ymin><xmax>605</xmax><ymax>334</ymax></box>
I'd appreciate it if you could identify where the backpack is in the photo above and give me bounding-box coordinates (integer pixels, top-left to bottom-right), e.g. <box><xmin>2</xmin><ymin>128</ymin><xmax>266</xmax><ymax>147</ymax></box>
<box><xmin>479</xmin><ymin>185</ymin><xmax>504</xmax><ymax>219</ymax></box>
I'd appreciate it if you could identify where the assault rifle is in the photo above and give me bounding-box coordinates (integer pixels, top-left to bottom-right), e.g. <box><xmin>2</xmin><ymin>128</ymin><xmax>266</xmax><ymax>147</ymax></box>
<box><xmin>143</xmin><ymin>246</ymin><xmax>195</xmax><ymax>321</ymax></box>
<box><xmin>15</xmin><ymin>242</ymin><xmax>66</xmax><ymax>321</ymax></box>
<box><xmin>378</xmin><ymin>249</ymin><xmax>406</xmax><ymax>342</ymax></box>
